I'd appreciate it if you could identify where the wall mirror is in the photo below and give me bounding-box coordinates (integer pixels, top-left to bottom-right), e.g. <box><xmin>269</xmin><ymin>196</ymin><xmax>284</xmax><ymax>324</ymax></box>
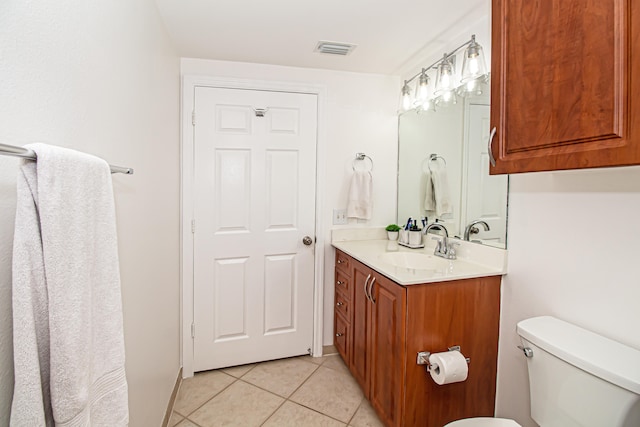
<box><xmin>397</xmin><ymin>79</ymin><xmax>509</xmax><ymax>248</ymax></box>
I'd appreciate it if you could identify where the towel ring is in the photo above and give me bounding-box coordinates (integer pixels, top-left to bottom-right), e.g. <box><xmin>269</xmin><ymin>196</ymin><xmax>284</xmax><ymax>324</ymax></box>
<box><xmin>352</xmin><ymin>153</ymin><xmax>373</xmax><ymax>172</ymax></box>
<box><xmin>427</xmin><ymin>153</ymin><xmax>446</xmax><ymax>172</ymax></box>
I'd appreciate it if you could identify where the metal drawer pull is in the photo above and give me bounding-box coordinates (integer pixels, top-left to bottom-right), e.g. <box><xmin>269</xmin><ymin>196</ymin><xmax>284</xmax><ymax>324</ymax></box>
<box><xmin>337</xmin><ymin>280</ymin><xmax>344</xmax><ymax>286</ymax></box>
<box><xmin>368</xmin><ymin>277</ymin><xmax>376</xmax><ymax>303</ymax></box>
<box><xmin>336</xmin><ymin>302</ymin><xmax>344</xmax><ymax>307</ymax></box>
<box><xmin>337</xmin><ymin>259</ymin><xmax>345</xmax><ymax>264</ymax></box>
<box><xmin>335</xmin><ymin>333</ymin><xmax>343</xmax><ymax>337</ymax></box>
<box><xmin>363</xmin><ymin>274</ymin><xmax>372</xmax><ymax>302</ymax></box>
<box><xmin>488</xmin><ymin>126</ymin><xmax>497</xmax><ymax>167</ymax></box>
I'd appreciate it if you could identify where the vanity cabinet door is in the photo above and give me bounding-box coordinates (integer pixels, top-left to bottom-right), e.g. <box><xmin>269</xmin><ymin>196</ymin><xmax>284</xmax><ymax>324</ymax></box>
<box><xmin>351</xmin><ymin>261</ymin><xmax>373</xmax><ymax>394</ymax></box>
<box><xmin>368</xmin><ymin>274</ymin><xmax>406</xmax><ymax>427</ymax></box>
<box><xmin>490</xmin><ymin>0</ymin><xmax>640</xmax><ymax>174</ymax></box>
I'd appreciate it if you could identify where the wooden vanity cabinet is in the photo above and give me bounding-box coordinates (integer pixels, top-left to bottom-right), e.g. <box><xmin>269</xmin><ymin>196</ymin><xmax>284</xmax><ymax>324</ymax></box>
<box><xmin>490</xmin><ymin>0</ymin><xmax>640</xmax><ymax>174</ymax></box>
<box><xmin>334</xmin><ymin>249</ymin><xmax>501</xmax><ymax>427</ymax></box>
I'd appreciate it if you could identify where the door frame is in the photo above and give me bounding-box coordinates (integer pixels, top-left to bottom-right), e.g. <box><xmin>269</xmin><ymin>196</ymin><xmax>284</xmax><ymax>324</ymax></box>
<box><xmin>180</xmin><ymin>75</ymin><xmax>327</xmax><ymax>378</ymax></box>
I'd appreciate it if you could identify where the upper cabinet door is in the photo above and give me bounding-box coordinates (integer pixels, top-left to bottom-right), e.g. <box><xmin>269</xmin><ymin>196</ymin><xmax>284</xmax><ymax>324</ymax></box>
<box><xmin>490</xmin><ymin>0</ymin><xmax>638</xmax><ymax>174</ymax></box>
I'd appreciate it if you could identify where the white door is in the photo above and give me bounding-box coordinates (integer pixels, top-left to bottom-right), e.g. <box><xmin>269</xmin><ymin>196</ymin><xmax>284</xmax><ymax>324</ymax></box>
<box><xmin>464</xmin><ymin>104</ymin><xmax>508</xmax><ymax>246</ymax></box>
<box><xmin>193</xmin><ymin>87</ymin><xmax>317</xmax><ymax>371</ymax></box>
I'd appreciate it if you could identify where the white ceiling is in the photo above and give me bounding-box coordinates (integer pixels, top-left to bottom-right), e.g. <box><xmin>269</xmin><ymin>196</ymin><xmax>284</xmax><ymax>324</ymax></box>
<box><xmin>154</xmin><ymin>0</ymin><xmax>488</xmax><ymax>75</ymax></box>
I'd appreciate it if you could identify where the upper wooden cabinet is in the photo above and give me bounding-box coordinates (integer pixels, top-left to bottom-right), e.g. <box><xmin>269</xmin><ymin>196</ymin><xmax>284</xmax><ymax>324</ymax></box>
<box><xmin>490</xmin><ymin>0</ymin><xmax>640</xmax><ymax>174</ymax></box>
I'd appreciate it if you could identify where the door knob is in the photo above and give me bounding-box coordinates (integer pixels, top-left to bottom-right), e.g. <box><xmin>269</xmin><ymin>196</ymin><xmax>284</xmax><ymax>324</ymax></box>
<box><xmin>302</xmin><ymin>236</ymin><xmax>313</xmax><ymax>245</ymax></box>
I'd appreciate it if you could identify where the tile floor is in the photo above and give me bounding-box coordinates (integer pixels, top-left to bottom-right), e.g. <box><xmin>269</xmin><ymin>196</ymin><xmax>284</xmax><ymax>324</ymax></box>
<box><xmin>168</xmin><ymin>353</ymin><xmax>385</xmax><ymax>427</ymax></box>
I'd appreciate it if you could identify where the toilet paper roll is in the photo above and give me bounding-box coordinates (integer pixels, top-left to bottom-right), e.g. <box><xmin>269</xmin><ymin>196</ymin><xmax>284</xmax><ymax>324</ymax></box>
<box><xmin>428</xmin><ymin>351</ymin><xmax>468</xmax><ymax>385</ymax></box>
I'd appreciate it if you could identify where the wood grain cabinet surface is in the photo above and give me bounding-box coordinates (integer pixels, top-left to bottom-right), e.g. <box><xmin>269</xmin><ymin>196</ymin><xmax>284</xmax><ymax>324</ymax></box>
<box><xmin>490</xmin><ymin>0</ymin><xmax>640</xmax><ymax>174</ymax></box>
<box><xmin>333</xmin><ymin>250</ymin><xmax>502</xmax><ymax>427</ymax></box>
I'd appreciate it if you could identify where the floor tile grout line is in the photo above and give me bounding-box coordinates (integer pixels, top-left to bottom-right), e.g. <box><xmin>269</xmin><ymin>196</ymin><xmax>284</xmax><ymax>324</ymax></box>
<box><xmin>178</xmin><ymin>354</ymin><xmax>369</xmax><ymax>426</ymax></box>
<box><xmin>346</xmin><ymin>396</ymin><xmax>366</xmax><ymax>425</ymax></box>
<box><xmin>258</xmin><ymin>396</ymin><xmax>289</xmax><ymax>427</ymax></box>
<box><xmin>181</xmin><ymin>373</ymin><xmax>239</xmax><ymax>419</ymax></box>
<box><xmin>286</xmin><ymin>360</ymin><xmax>363</xmax><ymax>425</ymax></box>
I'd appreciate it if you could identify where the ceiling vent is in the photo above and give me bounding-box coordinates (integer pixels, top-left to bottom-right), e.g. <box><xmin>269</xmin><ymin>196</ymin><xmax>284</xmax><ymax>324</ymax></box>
<box><xmin>314</xmin><ymin>41</ymin><xmax>357</xmax><ymax>56</ymax></box>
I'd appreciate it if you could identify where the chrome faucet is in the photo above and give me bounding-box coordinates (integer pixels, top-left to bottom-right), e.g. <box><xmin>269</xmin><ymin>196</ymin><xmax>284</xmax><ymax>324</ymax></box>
<box><xmin>464</xmin><ymin>220</ymin><xmax>490</xmax><ymax>241</ymax></box>
<box><xmin>424</xmin><ymin>223</ymin><xmax>457</xmax><ymax>259</ymax></box>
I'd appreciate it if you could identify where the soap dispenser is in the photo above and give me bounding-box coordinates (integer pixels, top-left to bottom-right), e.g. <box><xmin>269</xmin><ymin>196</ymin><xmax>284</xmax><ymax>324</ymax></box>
<box><xmin>409</xmin><ymin>220</ymin><xmax>422</xmax><ymax>246</ymax></box>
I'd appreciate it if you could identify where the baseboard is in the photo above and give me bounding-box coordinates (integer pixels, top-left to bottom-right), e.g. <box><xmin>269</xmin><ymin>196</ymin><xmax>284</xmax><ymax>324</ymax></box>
<box><xmin>161</xmin><ymin>368</ymin><xmax>183</xmax><ymax>427</ymax></box>
<box><xmin>322</xmin><ymin>345</ymin><xmax>338</xmax><ymax>355</ymax></box>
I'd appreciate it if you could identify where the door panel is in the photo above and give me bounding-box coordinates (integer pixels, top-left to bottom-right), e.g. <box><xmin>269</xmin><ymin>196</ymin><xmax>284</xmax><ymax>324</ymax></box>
<box><xmin>351</xmin><ymin>262</ymin><xmax>371</xmax><ymax>394</ymax></box>
<box><xmin>193</xmin><ymin>86</ymin><xmax>317</xmax><ymax>371</ymax></box>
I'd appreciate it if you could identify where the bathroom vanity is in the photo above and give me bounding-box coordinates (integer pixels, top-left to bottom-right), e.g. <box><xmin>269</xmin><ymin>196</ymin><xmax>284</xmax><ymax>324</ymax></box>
<box><xmin>333</xmin><ymin>238</ymin><xmax>505</xmax><ymax>427</ymax></box>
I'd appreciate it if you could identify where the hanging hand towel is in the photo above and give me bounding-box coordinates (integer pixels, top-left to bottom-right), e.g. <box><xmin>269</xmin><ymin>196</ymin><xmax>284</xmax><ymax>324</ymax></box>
<box><xmin>347</xmin><ymin>170</ymin><xmax>373</xmax><ymax>220</ymax></box>
<box><xmin>12</xmin><ymin>143</ymin><xmax>129</xmax><ymax>427</ymax></box>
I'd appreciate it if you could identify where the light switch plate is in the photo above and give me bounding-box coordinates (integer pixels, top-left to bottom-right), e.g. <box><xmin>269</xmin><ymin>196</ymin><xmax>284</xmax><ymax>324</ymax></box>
<box><xmin>333</xmin><ymin>209</ymin><xmax>348</xmax><ymax>225</ymax></box>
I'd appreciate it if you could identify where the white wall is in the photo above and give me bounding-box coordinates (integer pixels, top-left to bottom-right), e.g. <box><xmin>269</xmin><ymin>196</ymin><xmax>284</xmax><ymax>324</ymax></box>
<box><xmin>495</xmin><ymin>167</ymin><xmax>640</xmax><ymax>426</ymax></box>
<box><xmin>0</xmin><ymin>1</ymin><xmax>180</xmax><ymax>425</ymax></box>
<box><xmin>181</xmin><ymin>58</ymin><xmax>400</xmax><ymax>346</ymax></box>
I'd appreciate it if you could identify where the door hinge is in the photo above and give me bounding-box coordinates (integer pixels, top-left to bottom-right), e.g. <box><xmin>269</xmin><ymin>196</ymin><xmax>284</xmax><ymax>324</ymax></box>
<box><xmin>191</xmin><ymin>322</ymin><xmax>195</xmax><ymax>338</ymax></box>
<box><xmin>191</xmin><ymin>219</ymin><xmax>196</xmax><ymax>234</ymax></box>
<box><xmin>192</xmin><ymin>111</ymin><xmax>196</xmax><ymax>126</ymax></box>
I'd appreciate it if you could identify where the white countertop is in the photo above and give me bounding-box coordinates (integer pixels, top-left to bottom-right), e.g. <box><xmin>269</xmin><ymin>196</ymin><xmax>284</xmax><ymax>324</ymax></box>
<box><xmin>332</xmin><ymin>234</ymin><xmax>507</xmax><ymax>286</ymax></box>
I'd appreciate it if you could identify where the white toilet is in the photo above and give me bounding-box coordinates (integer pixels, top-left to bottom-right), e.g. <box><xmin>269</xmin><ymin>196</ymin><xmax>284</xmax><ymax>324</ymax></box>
<box><xmin>446</xmin><ymin>316</ymin><xmax>640</xmax><ymax>427</ymax></box>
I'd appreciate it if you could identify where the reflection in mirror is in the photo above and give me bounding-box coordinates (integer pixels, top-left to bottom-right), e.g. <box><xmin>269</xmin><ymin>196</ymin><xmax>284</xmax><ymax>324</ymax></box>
<box><xmin>397</xmin><ymin>80</ymin><xmax>509</xmax><ymax>248</ymax></box>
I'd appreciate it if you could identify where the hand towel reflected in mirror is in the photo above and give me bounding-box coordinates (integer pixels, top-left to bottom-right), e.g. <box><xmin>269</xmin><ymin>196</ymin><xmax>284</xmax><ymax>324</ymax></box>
<box><xmin>424</xmin><ymin>164</ymin><xmax>452</xmax><ymax>218</ymax></box>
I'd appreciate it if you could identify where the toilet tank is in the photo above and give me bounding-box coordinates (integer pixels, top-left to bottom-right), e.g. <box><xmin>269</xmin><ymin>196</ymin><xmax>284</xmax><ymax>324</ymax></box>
<box><xmin>516</xmin><ymin>316</ymin><xmax>640</xmax><ymax>427</ymax></box>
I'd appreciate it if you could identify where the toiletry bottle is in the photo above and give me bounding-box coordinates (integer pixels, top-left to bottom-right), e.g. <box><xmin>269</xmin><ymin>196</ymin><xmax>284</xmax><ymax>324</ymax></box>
<box><xmin>409</xmin><ymin>220</ymin><xmax>422</xmax><ymax>246</ymax></box>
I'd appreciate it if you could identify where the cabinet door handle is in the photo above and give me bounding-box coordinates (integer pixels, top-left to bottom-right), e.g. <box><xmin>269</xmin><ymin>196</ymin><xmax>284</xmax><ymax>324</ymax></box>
<box><xmin>335</xmin><ymin>333</ymin><xmax>343</xmax><ymax>337</ymax></box>
<box><xmin>363</xmin><ymin>274</ymin><xmax>372</xmax><ymax>302</ymax></box>
<box><xmin>488</xmin><ymin>126</ymin><xmax>497</xmax><ymax>167</ymax></box>
<box><xmin>368</xmin><ymin>277</ymin><xmax>376</xmax><ymax>304</ymax></box>
<box><xmin>337</xmin><ymin>258</ymin><xmax>345</xmax><ymax>264</ymax></box>
<box><xmin>336</xmin><ymin>280</ymin><xmax>344</xmax><ymax>286</ymax></box>
<box><xmin>336</xmin><ymin>302</ymin><xmax>344</xmax><ymax>307</ymax></box>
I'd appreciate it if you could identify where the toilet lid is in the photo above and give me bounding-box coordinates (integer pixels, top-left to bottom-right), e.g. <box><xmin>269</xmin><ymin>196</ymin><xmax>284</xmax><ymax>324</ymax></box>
<box><xmin>444</xmin><ymin>417</ymin><xmax>522</xmax><ymax>427</ymax></box>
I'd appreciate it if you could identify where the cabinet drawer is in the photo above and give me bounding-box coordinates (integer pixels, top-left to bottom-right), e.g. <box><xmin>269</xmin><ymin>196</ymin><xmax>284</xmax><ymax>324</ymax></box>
<box><xmin>334</xmin><ymin>311</ymin><xmax>350</xmax><ymax>362</ymax></box>
<box><xmin>335</xmin><ymin>251</ymin><xmax>351</xmax><ymax>275</ymax></box>
<box><xmin>334</xmin><ymin>291</ymin><xmax>350</xmax><ymax>320</ymax></box>
<box><xmin>335</xmin><ymin>270</ymin><xmax>351</xmax><ymax>296</ymax></box>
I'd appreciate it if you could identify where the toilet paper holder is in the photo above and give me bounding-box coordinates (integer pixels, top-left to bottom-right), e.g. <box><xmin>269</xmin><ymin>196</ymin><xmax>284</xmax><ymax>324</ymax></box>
<box><xmin>416</xmin><ymin>346</ymin><xmax>470</xmax><ymax>372</ymax></box>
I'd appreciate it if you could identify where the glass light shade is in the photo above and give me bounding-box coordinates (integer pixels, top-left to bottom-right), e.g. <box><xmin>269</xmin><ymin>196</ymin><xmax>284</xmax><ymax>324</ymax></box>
<box><xmin>415</xmin><ymin>70</ymin><xmax>430</xmax><ymax>103</ymax></box>
<box><xmin>434</xmin><ymin>55</ymin><xmax>455</xmax><ymax>95</ymax></box>
<box><xmin>420</xmin><ymin>98</ymin><xmax>436</xmax><ymax>112</ymax></box>
<box><xmin>461</xmin><ymin>37</ymin><xmax>487</xmax><ymax>83</ymax></box>
<box><xmin>401</xmin><ymin>81</ymin><xmax>413</xmax><ymax>111</ymax></box>
<box><xmin>436</xmin><ymin>90</ymin><xmax>457</xmax><ymax>107</ymax></box>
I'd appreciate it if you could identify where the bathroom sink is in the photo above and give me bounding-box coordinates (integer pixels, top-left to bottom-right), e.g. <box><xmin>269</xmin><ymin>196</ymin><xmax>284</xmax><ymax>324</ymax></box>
<box><xmin>377</xmin><ymin>252</ymin><xmax>450</xmax><ymax>270</ymax></box>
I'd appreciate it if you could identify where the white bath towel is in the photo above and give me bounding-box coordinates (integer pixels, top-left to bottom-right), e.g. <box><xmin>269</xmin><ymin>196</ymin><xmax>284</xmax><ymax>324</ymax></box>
<box><xmin>347</xmin><ymin>170</ymin><xmax>373</xmax><ymax>220</ymax></box>
<box><xmin>12</xmin><ymin>143</ymin><xmax>129</xmax><ymax>427</ymax></box>
<box><xmin>424</xmin><ymin>167</ymin><xmax>453</xmax><ymax>218</ymax></box>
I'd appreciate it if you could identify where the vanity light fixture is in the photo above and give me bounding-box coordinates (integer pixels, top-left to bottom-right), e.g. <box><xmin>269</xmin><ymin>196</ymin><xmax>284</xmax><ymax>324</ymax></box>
<box><xmin>398</xmin><ymin>34</ymin><xmax>489</xmax><ymax>114</ymax></box>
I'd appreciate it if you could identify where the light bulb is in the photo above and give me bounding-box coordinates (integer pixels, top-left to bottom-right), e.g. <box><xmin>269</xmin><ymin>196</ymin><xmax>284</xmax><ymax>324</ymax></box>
<box><xmin>469</xmin><ymin>57</ymin><xmax>479</xmax><ymax>74</ymax></box>
<box><xmin>441</xmin><ymin>73</ymin><xmax>451</xmax><ymax>89</ymax></box>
